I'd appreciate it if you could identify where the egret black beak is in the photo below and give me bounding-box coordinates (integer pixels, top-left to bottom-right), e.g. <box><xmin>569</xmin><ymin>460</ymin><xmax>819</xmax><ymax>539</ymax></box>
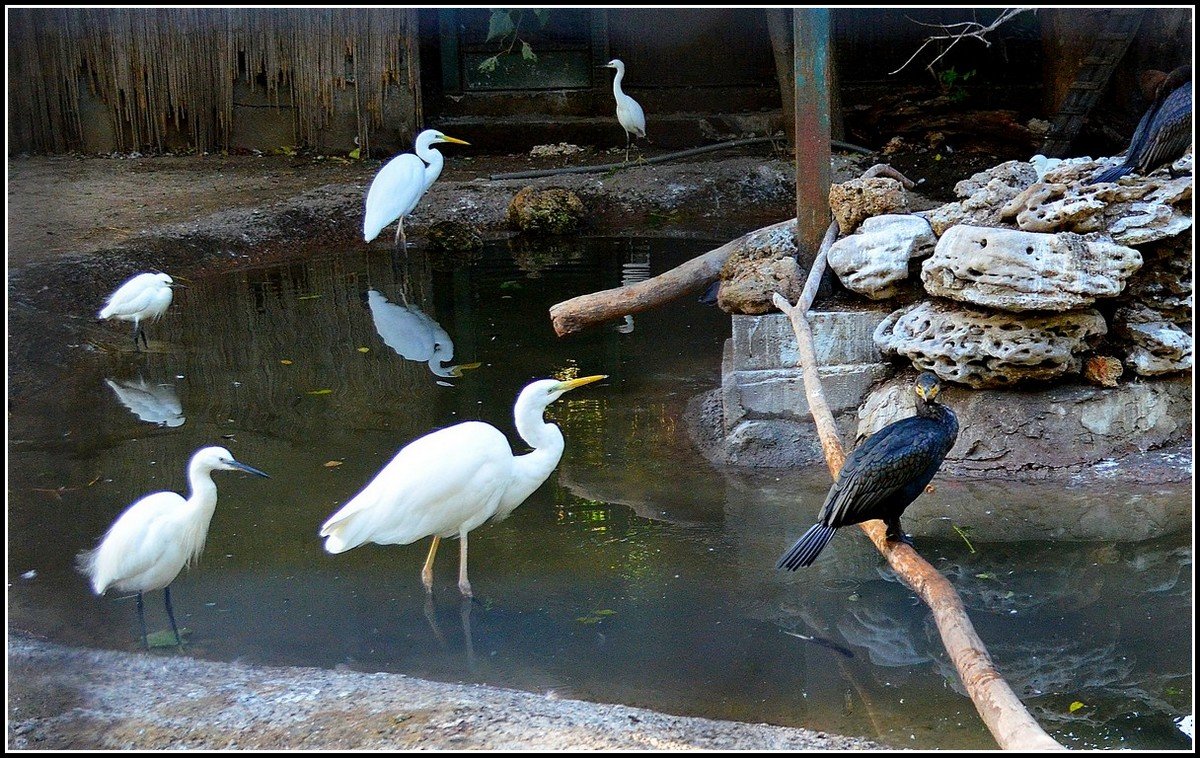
<box><xmin>231</xmin><ymin>460</ymin><xmax>271</xmax><ymax>478</ymax></box>
<box><xmin>556</xmin><ymin>374</ymin><xmax>607</xmax><ymax>392</ymax></box>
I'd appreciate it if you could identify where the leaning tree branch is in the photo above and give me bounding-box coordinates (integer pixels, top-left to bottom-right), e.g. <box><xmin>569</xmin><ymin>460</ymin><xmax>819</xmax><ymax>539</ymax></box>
<box><xmin>548</xmin><ymin>219</ymin><xmax>795</xmax><ymax>337</ymax></box>
<box><xmin>771</xmin><ymin>217</ymin><xmax>1063</xmax><ymax>751</ymax></box>
<box><xmin>888</xmin><ymin>8</ymin><xmax>1034</xmax><ymax>78</ymax></box>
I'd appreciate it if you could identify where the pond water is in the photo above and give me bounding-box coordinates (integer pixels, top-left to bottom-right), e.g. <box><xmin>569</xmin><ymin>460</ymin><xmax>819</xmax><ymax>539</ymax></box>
<box><xmin>7</xmin><ymin>238</ymin><xmax>1192</xmax><ymax>750</ymax></box>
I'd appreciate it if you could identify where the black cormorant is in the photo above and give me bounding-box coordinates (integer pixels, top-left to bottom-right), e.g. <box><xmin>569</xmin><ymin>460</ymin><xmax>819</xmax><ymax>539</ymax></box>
<box><xmin>1090</xmin><ymin>65</ymin><xmax>1192</xmax><ymax>184</ymax></box>
<box><xmin>777</xmin><ymin>372</ymin><xmax>959</xmax><ymax>569</ymax></box>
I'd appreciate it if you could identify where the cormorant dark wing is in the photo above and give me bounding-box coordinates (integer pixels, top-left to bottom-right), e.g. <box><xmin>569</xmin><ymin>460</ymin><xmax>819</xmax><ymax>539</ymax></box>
<box><xmin>817</xmin><ymin>418</ymin><xmax>948</xmax><ymax>529</ymax></box>
<box><xmin>1135</xmin><ymin>83</ymin><xmax>1192</xmax><ymax>174</ymax></box>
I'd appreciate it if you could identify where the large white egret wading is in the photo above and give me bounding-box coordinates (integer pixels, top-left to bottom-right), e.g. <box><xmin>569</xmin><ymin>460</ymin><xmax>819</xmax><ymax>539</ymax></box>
<box><xmin>603</xmin><ymin>59</ymin><xmax>646</xmax><ymax>163</ymax></box>
<box><xmin>76</xmin><ymin>446</ymin><xmax>270</xmax><ymax>648</ymax></box>
<box><xmin>98</xmin><ymin>272</ymin><xmax>176</xmax><ymax>351</ymax></box>
<box><xmin>363</xmin><ymin>129</ymin><xmax>470</xmax><ymax>249</ymax></box>
<box><xmin>319</xmin><ymin>374</ymin><xmax>607</xmax><ymax>597</ymax></box>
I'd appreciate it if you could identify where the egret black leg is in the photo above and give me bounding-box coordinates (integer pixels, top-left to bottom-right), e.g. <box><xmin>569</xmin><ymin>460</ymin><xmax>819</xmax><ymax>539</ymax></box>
<box><xmin>136</xmin><ymin>591</ymin><xmax>150</xmax><ymax>649</ymax></box>
<box><xmin>163</xmin><ymin>585</ymin><xmax>184</xmax><ymax>647</ymax></box>
<box><xmin>625</xmin><ymin>133</ymin><xmax>631</xmax><ymax>164</ymax></box>
<box><xmin>139</xmin><ymin>326</ymin><xmax>150</xmax><ymax>350</ymax></box>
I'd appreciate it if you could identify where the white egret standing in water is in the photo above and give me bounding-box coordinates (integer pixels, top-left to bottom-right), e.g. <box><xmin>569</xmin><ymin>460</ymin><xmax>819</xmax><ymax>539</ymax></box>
<box><xmin>77</xmin><ymin>446</ymin><xmax>270</xmax><ymax>648</ymax></box>
<box><xmin>363</xmin><ymin>129</ymin><xmax>471</xmax><ymax>249</ymax></box>
<box><xmin>603</xmin><ymin>59</ymin><xmax>646</xmax><ymax>163</ymax></box>
<box><xmin>98</xmin><ymin>272</ymin><xmax>176</xmax><ymax>350</ymax></box>
<box><xmin>319</xmin><ymin>375</ymin><xmax>607</xmax><ymax>597</ymax></box>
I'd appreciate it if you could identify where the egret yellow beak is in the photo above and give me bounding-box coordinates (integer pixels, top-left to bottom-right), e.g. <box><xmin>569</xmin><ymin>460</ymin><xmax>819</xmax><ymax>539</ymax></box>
<box><xmin>449</xmin><ymin>362</ymin><xmax>483</xmax><ymax>377</ymax></box>
<box><xmin>440</xmin><ymin>136</ymin><xmax>471</xmax><ymax>146</ymax></box>
<box><xmin>556</xmin><ymin>374</ymin><xmax>607</xmax><ymax>392</ymax></box>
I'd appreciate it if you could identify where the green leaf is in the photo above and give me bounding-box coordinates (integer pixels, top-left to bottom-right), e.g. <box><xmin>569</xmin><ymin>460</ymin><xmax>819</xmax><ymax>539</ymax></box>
<box><xmin>146</xmin><ymin>628</ymin><xmax>190</xmax><ymax>647</ymax></box>
<box><xmin>486</xmin><ymin>10</ymin><xmax>515</xmax><ymax>41</ymax></box>
<box><xmin>521</xmin><ymin>41</ymin><xmax>537</xmax><ymax>62</ymax></box>
<box><xmin>477</xmin><ymin>56</ymin><xmax>498</xmax><ymax>74</ymax></box>
<box><xmin>594</xmin><ymin>609</ymin><xmax>617</xmax><ymax>616</ymax></box>
<box><xmin>1069</xmin><ymin>701</ymin><xmax>1085</xmax><ymax>713</ymax></box>
<box><xmin>307</xmin><ymin>388</ymin><xmax>333</xmax><ymax>395</ymax></box>
<box><xmin>348</xmin><ymin>147</ymin><xmax>360</xmax><ymax>160</ymax></box>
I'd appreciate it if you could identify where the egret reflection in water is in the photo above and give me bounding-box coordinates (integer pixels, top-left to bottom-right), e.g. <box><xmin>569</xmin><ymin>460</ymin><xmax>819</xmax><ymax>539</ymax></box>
<box><xmin>365</xmin><ymin>289</ymin><xmax>480</xmax><ymax>379</ymax></box>
<box><xmin>104</xmin><ymin>378</ymin><xmax>185</xmax><ymax>427</ymax></box>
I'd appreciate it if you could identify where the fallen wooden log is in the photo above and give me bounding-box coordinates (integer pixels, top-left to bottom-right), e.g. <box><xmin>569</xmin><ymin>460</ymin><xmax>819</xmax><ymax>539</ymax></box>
<box><xmin>548</xmin><ymin>219</ymin><xmax>795</xmax><ymax>337</ymax></box>
<box><xmin>772</xmin><ymin>221</ymin><xmax>1064</xmax><ymax>751</ymax></box>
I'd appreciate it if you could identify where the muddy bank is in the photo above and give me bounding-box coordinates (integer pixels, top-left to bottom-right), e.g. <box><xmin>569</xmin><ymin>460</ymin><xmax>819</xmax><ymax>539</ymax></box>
<box><xmin>7</xmin><ymin>633</ymin><xmax>878</xmax><ymax>750</ymax></box>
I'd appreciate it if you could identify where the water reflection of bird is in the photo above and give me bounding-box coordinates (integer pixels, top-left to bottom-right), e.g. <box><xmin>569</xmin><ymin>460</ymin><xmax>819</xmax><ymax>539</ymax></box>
<box><xmin>777</xmin><ymin>372</ymin><xmax>959</xmax><ymax>569</ymax></box>
<box><xmin>615</xmin><ymin>249</ymin><xmax>651</xmax><ymax>334</ymax></box>
<box><xmin>602</xmin><ymin>59</ymin><xmax>647</xmax><ymax>163</ymax></box>
<box><xmin>1091</xmin><ymin>65</ymin><xmax>1192</xmax><ymax>184</ymax></box>
<box><xmin>363</xmin><ymin>129</ymin><xmax>470</xmax><ymax>249</ymax></box>
<box><xmin>76</xmin><ymin>446</ymin><xmax>270</xmax><ymax>648</ymax></box>
<box><xmin>98</xmin><ymin>272</ymin><xmax>176</xmax><ymax>350</ymax></box>
<box><xmin>319</xmin><ymin>375</ymin><xmax>607</xmax><ymax>597</ymax></box>
<box><xmin>105</xmin><ymin>378</ymin><xmax>185</xmax><ymax>427</ymax></box>
<box><xmin>365</xmin><ymin>290</ymin><xmax>479</xmax><ymax>378</ymax></box>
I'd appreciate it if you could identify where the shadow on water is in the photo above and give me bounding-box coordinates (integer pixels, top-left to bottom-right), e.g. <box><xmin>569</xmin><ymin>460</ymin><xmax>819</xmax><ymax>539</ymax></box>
<box><xmin>7</xmin><ymin>238</ymin><xmax>1192</xmax><ymax>750</ymax></box>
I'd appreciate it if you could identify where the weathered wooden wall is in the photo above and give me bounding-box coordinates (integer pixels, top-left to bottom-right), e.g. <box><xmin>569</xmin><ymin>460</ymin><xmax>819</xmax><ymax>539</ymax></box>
<box><xmin>8</xmin><ymin>8</ymin><xmax>421</xmax><ymax>156</ymax></box>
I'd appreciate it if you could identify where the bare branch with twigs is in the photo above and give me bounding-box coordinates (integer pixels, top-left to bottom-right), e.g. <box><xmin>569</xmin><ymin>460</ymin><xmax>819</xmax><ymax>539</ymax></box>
<box><xmin>889</xmin><ymin>8</ymin><xmax>1034</xmax><ymax>77</ymax></box>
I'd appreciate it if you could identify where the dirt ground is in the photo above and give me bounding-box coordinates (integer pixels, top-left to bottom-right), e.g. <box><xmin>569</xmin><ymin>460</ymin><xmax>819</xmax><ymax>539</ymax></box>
<box><xmin>7</xmin><ymin>145</ymin><xmax>888</xmax><ymax>750</ymax></box>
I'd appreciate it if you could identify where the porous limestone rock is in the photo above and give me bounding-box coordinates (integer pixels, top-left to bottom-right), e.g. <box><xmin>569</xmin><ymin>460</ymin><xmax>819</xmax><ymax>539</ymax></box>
<box><xmin>718</xmin><ymin>256</ymin><xmax>804</xmax><ymax>315</ymax></box>
<box><xmin>716</xmin><ymin>221</ymin><xmax>802</xmax><ymax>315</ymax></box>
<box><xmin>1124</xmin><ymin>233</ymin><xmax>1193</xmax><ymax>327</ymax></box>
<box><xmin>874</xmin><ymin>300</ymin><xmax>1107</xmax><ymax>388</ymax></box>
<box><xmin>1082</xmin><ymin>355</ymin><xmax>1123</xmax><ymax>387</ymax></box>
<box><xmin>828</xmin><ymin>177</ymin><xmax>908</xmax><ymax>234</ymax></box>
<box><xmin>1114</xmin><ymin>302</ymin><xmax>1193</xmax><ymax>377</ymax></box>
<box><xmin>827</xmin><ymin>214</ymin><xmax>936</xmax><ymax>300</ymax></box>
<box><xmin>507</xmin><ymin>186</ymin><xmax>586</xmax><ymax>235</ymax></box>
<box><xmin>921</xmin><ymin>225</ymin><xmax>1142</xmax><ymax>312</ymax></box>
<box><xmin>923</xmin><ymin>160</ymin><xmax>1038</xmax><ymax>236</ymax></box>
<box><xmin>998</xmin><ymin>162</ymin><xmax>1192</xmax><ymax>246</ymax></box>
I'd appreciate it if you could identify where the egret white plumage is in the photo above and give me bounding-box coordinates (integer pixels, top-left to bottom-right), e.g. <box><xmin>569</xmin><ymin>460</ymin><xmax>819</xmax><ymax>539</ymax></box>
<box><xmin>105</xmin><ymin>378</ymin><xmax>186</xmax><ymax>427</ymax></box>
<box><xmin>319</xmin><ymin>374</ymin><xmax>607</xmax><ymax>597</ymax></box>
<box><xmin>363</xmin><ymin>129</ymin><xmax>470</xmax><ymax>249</ymax></box>
<box><xmin>77</xmin><ymin>446</ymin><xmax>270</xmax><ymax>647</ymax></box>
<box><xmin>603</xmin><ymin>59</ymin><xmax>646</xmax><ymax>163</ymax></box>
<box><xmin>98</xmin><ymin>272</ymin><xmax>176</xmax><ymax>350</ymax></box>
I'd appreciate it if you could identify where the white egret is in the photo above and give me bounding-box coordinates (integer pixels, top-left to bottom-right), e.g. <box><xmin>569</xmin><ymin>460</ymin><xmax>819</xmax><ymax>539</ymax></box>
<box><xmin>603</xmin><ymin>59</ymin><xmax>647</xmax><ymax>163</ymax></box>
<box><xmin>319</xmin><ymin>374</ymin><xmax>607</xmax><ymax>597</ymax></box>
<box><xmin>98</xmin><ymin>272</ymin><xmax>176</xmax><ymax>351</ymax></box>
<box><xmin>76</xmin><ymin>446</ymin><xmax>270</xmax><ymax>648</ymax></box>
<box><xmin>363</xmin><ymin>129</ymin><xmax>471</xmax><ymax>249</ymax></box>
<box><xmin>365</xmin><ymin>289</ymin><xmax>481</xmax><ymax>378</ymax></box>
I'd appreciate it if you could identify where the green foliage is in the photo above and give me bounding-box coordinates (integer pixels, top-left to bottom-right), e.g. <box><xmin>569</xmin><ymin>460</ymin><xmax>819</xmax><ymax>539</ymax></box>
<box><xmin>478</xmin><ymin>9</ymin><xmax>549</xmax><ymax>73</ymax></box>
<box><xmin>937</xmin><ymin>66</ymin><xmax>976</xmax><ymax>103</ymax></box>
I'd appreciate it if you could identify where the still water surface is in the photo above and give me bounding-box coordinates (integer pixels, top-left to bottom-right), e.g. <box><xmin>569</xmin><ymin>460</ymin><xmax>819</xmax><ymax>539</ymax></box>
<box><xmin>7</xmin><ymin>238</ymin><xmax>1192</xmax><ymax>749</ymax></box>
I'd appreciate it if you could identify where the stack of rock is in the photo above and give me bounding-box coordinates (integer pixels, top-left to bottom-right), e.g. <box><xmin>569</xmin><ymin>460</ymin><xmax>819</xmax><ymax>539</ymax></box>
<box><xmin>827</xmin><ymin>150</ymin><xmax>1193</xmax><ymax>388</ymax></box>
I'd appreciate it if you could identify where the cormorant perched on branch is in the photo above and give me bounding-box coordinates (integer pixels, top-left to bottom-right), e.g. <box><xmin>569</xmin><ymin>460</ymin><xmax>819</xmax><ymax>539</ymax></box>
<box><xmin>1090</xmin><ymin>65</ymin><xmax>1192</xmax><ymax>184</ymax></box>
<box><xmin>777</xmin><ymin>372</ymin><xmax>959</xmax><ymax>569</ymax></box>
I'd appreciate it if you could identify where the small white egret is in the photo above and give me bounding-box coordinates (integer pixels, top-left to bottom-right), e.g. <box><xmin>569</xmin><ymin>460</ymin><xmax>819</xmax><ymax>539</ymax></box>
<box><xmin>76</xmin><ymin>445</ymin><xmax>270</xmax><ymax>648</ymax></box>
<box><xmin>603</xmin><ymin>59</ymin><xmax>647</xmax><ymax>163</ymax></box>
<box><xmin>319</xmin><ymin>374</ymin><xmax>607</xmax><ymax>597</ymax></box>
<box><xmin>98</xmin><ymin>272</ymin><xmax>176</xmax><ymax>351</ymax></box>
<box><xmin>366</xmin><ymin>289</ymin><xmax>480</xmax><ymax>378</ymax></box>
<box><xmin>363</xmin><ymin>129</ymin><xmax>471</xmax><ymax>249</ymax></box>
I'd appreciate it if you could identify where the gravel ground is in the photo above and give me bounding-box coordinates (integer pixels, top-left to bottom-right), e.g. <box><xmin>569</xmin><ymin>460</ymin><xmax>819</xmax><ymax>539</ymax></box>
<box><xmin>8</xmin><ymin>147</ymin><xmax>885</xmax><ymax>751</ymax></box>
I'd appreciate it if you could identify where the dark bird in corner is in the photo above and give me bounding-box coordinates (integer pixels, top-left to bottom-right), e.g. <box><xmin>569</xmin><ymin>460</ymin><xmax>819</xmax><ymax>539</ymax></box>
<box><xmin>1090</xmin><ymin>65</ymin><xmax>1192</xmax><ymax>184</ymax></box>
<box><xmin>777</xmin><ymin>372</ymin><xmax>959</xmax><ymax>569</ymax></box>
